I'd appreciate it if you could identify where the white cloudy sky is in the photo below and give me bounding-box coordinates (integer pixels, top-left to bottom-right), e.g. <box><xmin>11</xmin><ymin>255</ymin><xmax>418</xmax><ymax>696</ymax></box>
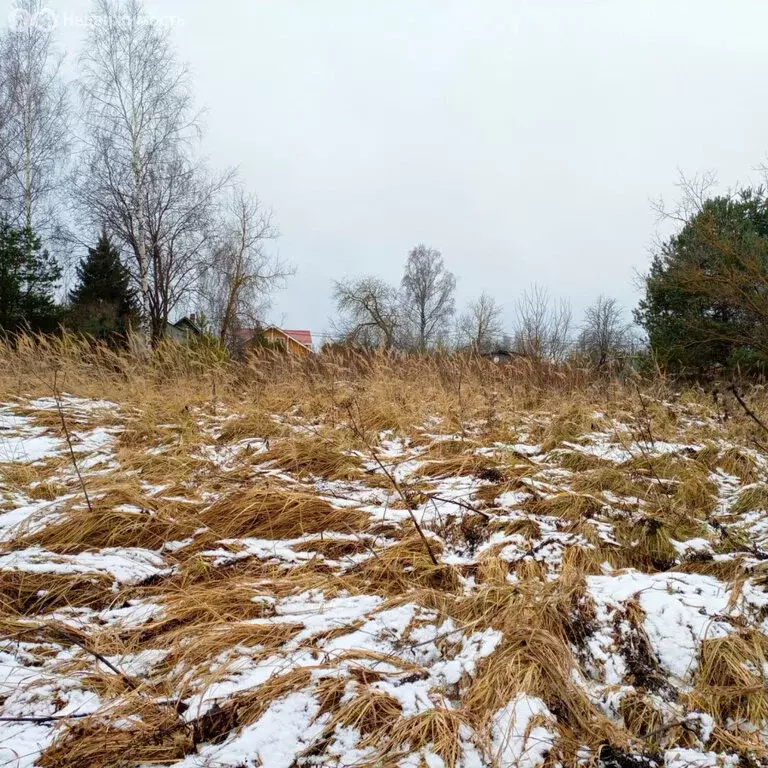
<box><xmin>6</xmin><ymin>0</ymin><xmax>768</xmax><ymax>339</ymax></box>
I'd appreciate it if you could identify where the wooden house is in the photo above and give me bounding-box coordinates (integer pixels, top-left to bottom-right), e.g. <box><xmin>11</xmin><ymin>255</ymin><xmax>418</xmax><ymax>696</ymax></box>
<box><xmin>237</xmin><ymin>327</ymin><xmax>314</xmax><ymax>357</ymax></box>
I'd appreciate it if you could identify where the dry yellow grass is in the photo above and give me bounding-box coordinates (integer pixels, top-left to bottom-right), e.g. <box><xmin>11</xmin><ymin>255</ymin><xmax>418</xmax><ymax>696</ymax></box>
<box><xmin>730</xmin><ymin>484</ymin><xmax>768</xmax><ymax>514</ymax></box>
<box><xmin>201</xmin><ymin>485</ymin><xmax>368</xmax><ymax>539</ymax></box>
<box><xmin>19</xmin><ymin>486</ymin><xmax>200</xmax><ymax>554</ymax></box>
<box><xmin>253</xmin><ymin>433</ymin><xmax>362</xmax><ymax>480</ymax></box>
<box><xmin>0</xmin><ymin>570</ymin><xmax>116</xmax><ymax>614</ymax></box>
<box><xmin>2</xmin><ymin>336</ymin><xmax>768</xmax><ymax>767</ymax></box>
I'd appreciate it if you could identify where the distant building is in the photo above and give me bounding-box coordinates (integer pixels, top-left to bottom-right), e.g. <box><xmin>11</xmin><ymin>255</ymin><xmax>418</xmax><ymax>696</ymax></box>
<box><xmin>237</xmin><ymin>326</ymin><xmax>314</xmax><ymax>357</ymax></box>
<box><xmin>165</xmin><ymin>316</ymin><xmax>203</xmax><ymax>345</ymax></box>
<box><xmin>480</xmin><ymin>349</ymin><xmax>524</xmax><ymax>364</ymax></box>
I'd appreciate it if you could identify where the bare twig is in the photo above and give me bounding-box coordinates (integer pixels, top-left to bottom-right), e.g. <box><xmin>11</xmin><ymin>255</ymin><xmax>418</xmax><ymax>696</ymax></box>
<box><xmin>634</xmin><ymin>384</ymin><xmax>657</xmax><ymax>450</ymax></box>
<box><xmin>61</xmin><ymin>632</ymin><xmax>140</xmax><ymax>692</ymax></box>
<box><xmin>507</xmin><ymin>536</ymin><xmax>560</xmax><ymax>567</ymax></box>
<box><xmin>640</xmin><ymin>718</ymin><xmax>698</xmax><ymax>742</ymax></box>
<box><xmin>731</xmin><ymin>384</ymin><xmax>768</xmax><ymax>450</ymax></box>
<box><xmin>631</xmin><ymin>386</ymin><xmax>673</xmax><ymax>500</ymax></box>
<box><xmin>427</xmin><ymin>494</ymin><xmax>490</xmax><ymax>520</ymax></box>
<box><xmin>16</xmin><ymin>623</ymin><xmax>139</xmax><ymax>692</ymax></box>
<box><xmin>409</xmin><ymin>617</ymin><xmax>486</xmax><ymax>648</ymax></box>
<box><xmin>346</xmin><ymin>403</ymin><xmax>439</xmax><ymax>566</ymax></box>
<box><xmin>0</xmin><ymin>714</ymin><xmax>92</xmax><ymax>723</ymax></box>
<box><xmin>52</xmin><ymin>370</ymin><xmax>92</xmax><ymax>514</ymax></box>
<box><xmin>456</xmin><ymin>366</ymin><xmax>467</xmax><ymax>441</ymax></box>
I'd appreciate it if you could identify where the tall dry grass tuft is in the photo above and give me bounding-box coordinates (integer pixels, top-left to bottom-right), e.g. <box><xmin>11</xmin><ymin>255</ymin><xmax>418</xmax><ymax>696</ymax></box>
<box><xmin>18</xmin><ymin>485</ymin><xmax>200</xmax><ymax>553</ymax></box>
<box><xmin>253</xmin><ymin>433</ymin><xmax>362</xmax><ymax>480</ymax></box>
<box><xmin>201</xmin><ymin>485</ymin><xmax>368</xmax><ymax>539</ymax></box>
<box><xmin>5</xmin><ymin>334</ymin><xmax>768</xmax><ymax>767</ymax></box>
<box><xmin>688</xmin><ymin>629</ymin><xmax>768</xmax><ymax>745</ymax></box>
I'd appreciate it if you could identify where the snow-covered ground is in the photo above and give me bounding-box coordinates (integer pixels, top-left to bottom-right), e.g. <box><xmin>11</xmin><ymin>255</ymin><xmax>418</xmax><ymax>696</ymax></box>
<box><xmin>0</xmin><ymin>394</ymin><xmax>766</xmax><ymax>767</ymax></box>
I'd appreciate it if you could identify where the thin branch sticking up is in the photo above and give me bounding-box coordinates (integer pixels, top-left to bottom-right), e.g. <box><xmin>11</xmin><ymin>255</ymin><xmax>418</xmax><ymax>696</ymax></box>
<box><xmin>0</xmin><ymin>714</ymin><xmax>92</xmax><ymax>724</ymax></box>
<box><xmin>730</xmin><ymin>384</ymin><xmax>768</xmax><ymax>450</ymax></box>
<box><xmin>346</xmin><ymin>403</ymin><xmax>439</xmax><ymax>566</ymax></box>
<box><xmin>16</xmin><ymin>622</ymin><xmax>139</xmax><ymax>693</ymax></box>
<box><xmin>53</xmin><ymin>371</ymin><xmax>93</xmax><ymax>514</ymax></box>
<box><xmin>428</xmin><ymin>494</ymin><xmax>490</xmax><ymax>520</ymax></box>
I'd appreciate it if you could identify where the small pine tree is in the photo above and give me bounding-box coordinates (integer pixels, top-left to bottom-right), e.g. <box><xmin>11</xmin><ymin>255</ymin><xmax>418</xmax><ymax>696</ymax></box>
<box><xmin>68</xmin><ymin>229</ymin><xmax>139</xmax><ymax>340</ymax></box>
<box><xmin>0</xmin><ymin>223</ymin><xmax>61</xmax><ymax>334</ymax></box>
<box><xmin>636</xmin><ymin>188</ymin><xmax>768</xmax><ymax>374</ymax></box>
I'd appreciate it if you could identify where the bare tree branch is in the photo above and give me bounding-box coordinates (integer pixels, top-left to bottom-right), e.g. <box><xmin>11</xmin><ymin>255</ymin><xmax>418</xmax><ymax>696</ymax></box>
<box><xmin>578</xmin><ymin>295</ymin><xmax>634</xmax><ymax>367</ymax></box>
<box><xmin>513</xmin><ymin>284</ymin><xmax>572</xmax><ymax>362</ymax></box>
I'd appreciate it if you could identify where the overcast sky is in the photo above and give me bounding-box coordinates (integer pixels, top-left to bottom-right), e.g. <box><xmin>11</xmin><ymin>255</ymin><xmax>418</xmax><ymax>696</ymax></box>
<box><xmin>5</xmin><ymin>0</ymin><xmax>768</xmax><ymax>339</ymax></box>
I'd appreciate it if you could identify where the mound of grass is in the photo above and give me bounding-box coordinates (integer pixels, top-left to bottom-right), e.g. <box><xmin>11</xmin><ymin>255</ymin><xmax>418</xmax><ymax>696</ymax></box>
<box><xmin>613</xmin><ymin>517</ymin><xmax>678</xmax><ymax>571</ymax></box>
<box><xmin>418</xmin><ymin>454</ymin><xmax>505</xmax><ymax>481</ymax></box>
<box><xmin>202</xmin><ymin>485</ymin><xmax>368</xmax><ymax>539</ymax></box>
<box><xmin>21</xmin><ymin>488</ymin><xmax>199</xmax><ymax>554</ymax></box>
<box><xmin>552</xmin><ymin>450</ymin><xmax>612</xmax><ymax>472</ymax></box>
<box><xmin>333</xmin><ymin>688</ymin><xmax>403</xmax><ymax>736</ymax></box>
<box><xmin>619</xmin><ymin>692</ymin><xmax>665</xmax><ymax>741</ymax></box>
<box><xmin>350</xmin><ymin>535</ymin><xmax>460</xmax><ymax>595</ymax></box>
<box><xmin>526</xmin><ymin>492</ymin><xmax>606</xmax><ymax>521</ymax></box>
<box><xmin>292</xmin><ymin>536</ymin><xmax>370</xmax><ymax>559</ymax></box>
<box><xmin>0</xmin><ymin>569</ymin><xmax>116</xmax><ymax>614</ymax></box>
<box><xmin>254</xmin><ymin>434</ymin><xmax>362</xmax><ymax>480</ymax></box>
<box><xmin>688</xmin><ymin>630</ymin><xmax>768</xmax><ymax>750</ymax></box>
<box><xmin>217</xmin><ymin>409</ymin><xmax>287</xmax><ymax>442</ymax></box>
<box><xmin>570</xmin><ymin>467</ymin><xmax>645</xmax><ymax>498</ymax></box>
<box><xmin>381</xmin><ymin>708</ymin><xmax>471</xmax><ymax>767</ymax></box>
<box><xmin>730</xmin><ymin>484</ymin><xmax>768</xmax><ymax>515</ymax></box>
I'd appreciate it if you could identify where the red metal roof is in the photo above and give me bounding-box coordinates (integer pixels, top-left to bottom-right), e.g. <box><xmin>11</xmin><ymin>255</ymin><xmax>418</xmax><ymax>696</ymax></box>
<box><xmin>280</xmin><ymin>329</ymin><xmax>313</xmax><ymax>348</ymax></box>
<box><xmin>237</xmin><ymin>327</ymin><xmax>313</xmax><ymax>349</ymax></box>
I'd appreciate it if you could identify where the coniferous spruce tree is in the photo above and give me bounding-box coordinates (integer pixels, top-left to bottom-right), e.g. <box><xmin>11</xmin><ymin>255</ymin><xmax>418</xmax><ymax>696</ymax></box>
<box><xmin>68</xmin><ymin>229</ymin><xmax>139</xmax><ymax>340</ymax></box>
<box><xmin>636</xmin><ymin>188</ymin><xmax>768</xmax><ymax>375</ymax></box>
<box><xmin>0</xmin><ymin>222</ymin><xmax>61</xmax><ymax>334</ymax></box>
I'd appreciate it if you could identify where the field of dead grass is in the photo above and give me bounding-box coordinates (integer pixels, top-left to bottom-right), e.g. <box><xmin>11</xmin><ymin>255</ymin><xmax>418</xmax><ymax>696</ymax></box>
<box><xmin>1</xmin><ymin>336</ymin><xmax>768</xmax><ymax>768</ymax></box>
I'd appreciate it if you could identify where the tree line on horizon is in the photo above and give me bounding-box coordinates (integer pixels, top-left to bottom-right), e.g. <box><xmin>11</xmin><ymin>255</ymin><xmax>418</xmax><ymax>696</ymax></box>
<box><xmin>1</xmin><ymin>0</ymin><xmax>767</xmax><ymax>377</ymax></box>
<box><xmin>329</xmin><ymin>244</ymin><xmax>638</xmax><ymax>367</ymax></box>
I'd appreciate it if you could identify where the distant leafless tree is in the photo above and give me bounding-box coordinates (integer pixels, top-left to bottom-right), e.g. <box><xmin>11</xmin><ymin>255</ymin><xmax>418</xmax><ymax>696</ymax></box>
<box><xmin>513</xmin><ymin>284</ymin><xmax>572</xmax><ymax>362</ymax></box>
<box><xmin>458</xmin><ymin>292</ymin><xmax>504</xmax><ymax>353</ymax></box>
<box><xmin>577</xmin><ymin>295</ymin><xmax>633</xmax><ymax>367</ymax></box>
<box><xmin>548</xmin><ymin>298</ymin><xmax>573</xmax><ymax>364</ymax></box>
<box><xmin>0</xmin><ymin>1</ymin><xmax>69</xmax><ymax>234</ymax></box>
<box><xmin>76</xmin><ymin>0</ymin><xmax>199</xmax><ymax>338</ymax></box>
<box><xmin>332</xmin><ymin>276</ymin><xmax>401</xmax><ymax>349</ymax></box>
<box><xmin>201</xmin><ymin>187</ymin><xmax>290</xmax><ymax>349</ymax></box>
<box><xmin>141</xmin><ymin>154</ymin><xmax>232</xmax><ymax>341</ymax></box>
<box><xmin>401</xmin><ymin>244</ymin><xmax>456</xmax><ymax>350</ymax></box>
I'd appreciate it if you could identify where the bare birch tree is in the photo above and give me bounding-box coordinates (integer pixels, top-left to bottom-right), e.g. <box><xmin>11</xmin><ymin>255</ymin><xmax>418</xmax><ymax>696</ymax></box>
<box><xmin>458</xmin><ymin>292</ymin><xmax>504</xmax><ymax>352</ymax></box>
<box><xmin>0</xmin><ymin>1</ymin><xmax>68</xmax><ymax>233</ymax></box>
<box><xmin>76</xmin><ymin>0</ymin><xmax>198</xmax><ymax>337</ymax></box>
<box><xmin>201</xmin><ymin>187</ymin><xmax>289</xmax><ymax>349</ymax></box>
<box><xmin>401</xmin><ymin>244</ymin><xmax>456</xmax><ymax>350</ymax></box>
